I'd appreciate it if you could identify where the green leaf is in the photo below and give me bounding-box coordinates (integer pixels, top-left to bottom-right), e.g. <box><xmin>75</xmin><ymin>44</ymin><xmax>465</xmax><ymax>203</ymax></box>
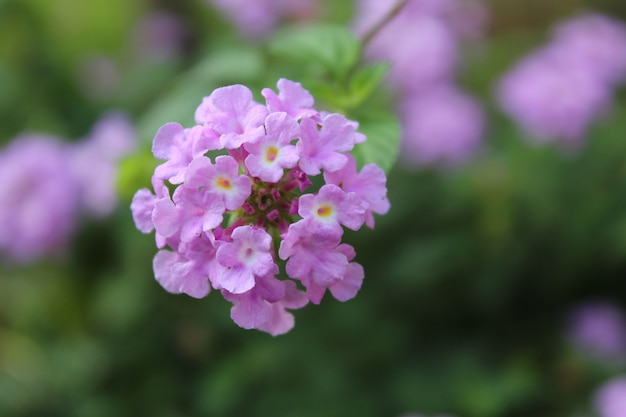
<box><xmin>352</xmin><ymin>112</ymin><xmax>401</xmax><ymax>173</ymax></box>
<box><xmin>117</xmin><ymin>150</ymin><xmax>158</xmax><ymax>201</ymax></box>
<box><xmin>268</xmin><ymin>23</ymin><xmax>361</xmax><ymax>80</ymax></box>
<box><xmin>303</xmin><ymin>61</ymin><xmax>390</xmax><ymax>111</ymax></box>
<box><xmin>136</xmin><ymin>46</ymin><xmax>265</xmax><ymax>145</ymax></box>
<box><xmin>348</xmin><ymin>61</ymin><xmax>390</xmax><ymax>106</ymax></box>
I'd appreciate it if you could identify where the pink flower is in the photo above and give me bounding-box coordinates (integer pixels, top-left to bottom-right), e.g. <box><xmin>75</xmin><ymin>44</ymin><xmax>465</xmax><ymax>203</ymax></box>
<box><xmin>256</xmin><ymin>281</ymin><xmax>309</xmax><ymax>335</ymax></box>
<box><xmin>195</xmin><ymin>84</ymin><xmax>268</xmax><ymax>149</ymax></box>
<box><xmin>152</xmin><ymin>123</ymin><xmax>219</xmax><ymax>184</ymax></box>
<box><xmin>131</xmin><ymin>188</ymin><xmax>158</xmax><ymax>234</ymax></box>
<box><xmin>244</xmin><ymin>112</ymin><xmax>300</xmax><ymax>182</ymax></box>
<box><xmin>279</xmin><ymin>221</ymin><xmax>350</xmax><ymax>302</ymax></box>
<box><xmin>214</xmin><ymin>225</ymin><xmax>275</xmax><ymax>294</ymax></box>
<box><xmin>185</xmin><ymin>155</ymin><xmax>251</xmax><ymax>210</ymax></box>
<box><xmin>298</xmin><ymin>184</ymin><xmax>366</xmax><ymax>235</ymax></box>
<box><xmin>153</xmin><ymin>249</ymin><xmax>211</xmax><ymax>299</ymax></box>
<box><xmin>131</xmin><ymin>177</ymin><xmax>171</xmax><ymax>236</ymax></box>
<box><xmin>152</xmin><ymin>233</ymin><xmax>219</xmax><ymax>299</ymax></box>
<box><xmin>153</xmin><ymin>186</ymin><xmax>225</xmax><ymax>242</ymax></box>
<box><xmin>297</xmin><ymin>113</ymin><xmax>359</xmax><ymax>175</ymax></box>
<box><xmin>324</xmin><ymin>155</ymin><xmax>390</xmax><ymax>228</ymax></box>
<box><xmin>328</xmin><ymin>244</ymin><xmax>364</xmax><ymax>302</ymax></box>
<box><xmin>223</xmin><ymin>270</ymin><xmax>309</xmax><ymax>335</ymax></box>
<box><xmin>262</xmin><ymin>78</ymin><xmax>317</xmax><ymax>120</ymax></box>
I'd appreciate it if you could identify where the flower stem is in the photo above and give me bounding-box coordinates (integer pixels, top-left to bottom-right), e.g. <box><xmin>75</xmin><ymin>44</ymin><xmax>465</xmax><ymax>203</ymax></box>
<box><xmin>360</xmin><ymin>0</ymin><xmax>410</xmax><ymax>48</ymax></box>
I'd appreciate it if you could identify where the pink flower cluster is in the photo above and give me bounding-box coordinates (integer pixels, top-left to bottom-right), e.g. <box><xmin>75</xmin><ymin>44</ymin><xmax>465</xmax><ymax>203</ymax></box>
<box><xmin>131</xmin><ymin>79</ymin><xmax>390</xmax><ymax>335</ymax></box>
<box><xmin>497</xmin><ymin>13</ymin><xmax>626</xmax><ymax>147</ymax></box>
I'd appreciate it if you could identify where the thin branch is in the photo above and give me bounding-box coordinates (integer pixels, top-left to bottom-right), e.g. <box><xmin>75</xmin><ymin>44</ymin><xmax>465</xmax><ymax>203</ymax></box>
<box><xmin>360</xmin><ymin>0</ymin><xmax>410</xmax><ymax>48</ymax></box>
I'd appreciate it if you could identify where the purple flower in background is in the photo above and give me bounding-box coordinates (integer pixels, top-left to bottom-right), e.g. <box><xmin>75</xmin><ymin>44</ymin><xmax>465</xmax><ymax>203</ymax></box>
<box><xmin>352</xmin><ymin>0</ymin><xmax>488</xmax><ymax>94</ymax></box>
<box><xmin>70</xmin><ymin>112</ymin><xmax>136</xmax><ymax>218</ymax></box>
<box><xmin>497</xmin><ymin>48</ymin><xmax>611</xmax><ymax>147</ymax></box>
<box><xmin>566</xmin><ymin>301</ymin><xmax>626</xmax><ymax>362</ymax></box>
<box><xmin>593</xmin><ymin>376</ymin><xmax>626</xmax><ymax>417</ymax></box>
<box><xmin>0</xmin><ymin>135</ymin><xmax>79</xmax><ymax>262</ymax></box>
<box><xmin>551</xmin><ymin>13</ymin><xmax>626</xmax><ymax>86</ymax></box>
<box><xmin>352</xmin><ymin>0</ymin><xmax>488</xmax><ymax>169</ymax></box>
<box><xmin>496</xmin><ymin>12</ymin><xmax>626</xmax><ymax>148</ymax></box>
<box><xmin>0</xmin><ymin>111</ymin><xmax>137</xmax><ymax>263</ymax></box>
<box><xmin>359</xmin><ymin>11</ymin><xmax>458</xmax><ymax>93</ymax></box>
<box><xmin>399</xmin><ymin>86</ymin><xmax>485</xmax><ymax>167</ymax></box>
<box><xmin>206</xmin><ymin>0</ymin><xmax>318</xmax><ymax>38</ymax></box>
<box><xmin>131</xmin><ymin>78</ymin><xmax>390</xmax><ymax>335</ymax></box>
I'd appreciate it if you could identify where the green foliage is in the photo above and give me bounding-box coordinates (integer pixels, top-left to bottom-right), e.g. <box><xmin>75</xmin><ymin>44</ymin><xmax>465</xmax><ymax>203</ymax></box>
<box><xmin>353</xmin><ymin>111</ymin><xmax>401</xmax><ymax>172</ymax></box>
<box><xmin>269</xmin><ymin>23</ymin><xmax>361</xmax><ymax>81</ymax></box>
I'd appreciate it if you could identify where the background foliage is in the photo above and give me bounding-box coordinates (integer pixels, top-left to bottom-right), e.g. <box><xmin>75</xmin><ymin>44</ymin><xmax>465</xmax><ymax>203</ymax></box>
<box><xmin>1</xmin><ymin>0</ymin><xmax>626</xmax><ymax>416</ymax></box>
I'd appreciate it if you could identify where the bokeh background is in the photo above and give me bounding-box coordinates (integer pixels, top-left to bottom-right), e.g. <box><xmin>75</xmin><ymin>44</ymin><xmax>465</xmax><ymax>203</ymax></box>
<box><xmin>2</xmin><ymin>0</ymin><xmax>626</xmax><ymax>416</ymax></box>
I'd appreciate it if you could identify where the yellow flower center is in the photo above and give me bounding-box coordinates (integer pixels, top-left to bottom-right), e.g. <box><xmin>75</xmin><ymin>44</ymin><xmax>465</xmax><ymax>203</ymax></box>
<box><xmin>265</xmin><ymin>146</ymin><xmax>278</xmax><ymax>162</ymax></box>
<box><xmin>216</xmin><ymin>177</ymin><xmax>232</xmax><ymax>190</ymax></box>
<box><xmin>317</xmin><ymin>205</ymin><xmax>332</xmax><ymax>217</ymax></box>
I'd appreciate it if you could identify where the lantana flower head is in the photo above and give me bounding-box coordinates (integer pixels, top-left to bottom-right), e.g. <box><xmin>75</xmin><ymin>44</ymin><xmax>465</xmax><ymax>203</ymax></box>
<box><xmin>132</xmin><ymin>78</ymin><xmax>390</xmax><ymax>335</ymax></box>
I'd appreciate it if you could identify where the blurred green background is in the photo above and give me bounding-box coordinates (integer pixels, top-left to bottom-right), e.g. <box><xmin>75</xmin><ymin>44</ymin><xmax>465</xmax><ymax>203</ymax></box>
<box><xmin>1</xmin><ymin>0</ymin><xmax>626</xmax><ymax>416</ymax></box>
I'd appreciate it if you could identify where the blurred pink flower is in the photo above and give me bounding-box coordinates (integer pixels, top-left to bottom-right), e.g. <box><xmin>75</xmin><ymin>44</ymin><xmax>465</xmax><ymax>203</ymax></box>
<box><xmin>353</xmin><ymin>0</ymin><xmax>488</xmax><ymax>93</ymax></box>
<box><xmin>496</xmin><ymin>12</ymin><xmax>626</xmax><ymax>147</ymax></box>
<box><xmin>0</xmin><ymin>135</ymin><xmax>79</xmax><ymax>262</ymax></box>
<box><xmin>551</xmin><ymin>13</ymin><xmax>626</xmax><ymax>86</ymax></box>
<box><xmin>594</xmin><ymin>376</ymin><xmax>626</xmax><ymax>417</ymax></box>
<box><xmin>207</xmin><ymin>0</ymin><xmax>318</xmax><ymax>38</ymax></box>
<box><xmin>70</xmin><ymin>112</ymin><xmax>137</xmax><ymax>218</ymax></box>
<box><xmin>497</xmin><ymin>48</ymin><xmax>611</xmax><ymax>147</ymax></box>
<box><xmin>566</xmin><ymin>301</ymin><xmax>626</xmax><ymax>362</ymax></box>
<box><xmin>0</xmin><ymin>112</ymin><xmax>136</xmax><ymax>263</ymax></box>
<box><xmin>399</xmin><ymin>85</ymin><xmax>485</xmax><ymax>167</ymax></box>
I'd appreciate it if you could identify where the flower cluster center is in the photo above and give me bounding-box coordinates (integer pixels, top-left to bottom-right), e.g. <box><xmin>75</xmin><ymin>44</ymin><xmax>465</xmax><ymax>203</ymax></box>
<box><xmin>239</xmin><ymin>169</ymin><xmax>307</xmax><ymax>233</ymax></box>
